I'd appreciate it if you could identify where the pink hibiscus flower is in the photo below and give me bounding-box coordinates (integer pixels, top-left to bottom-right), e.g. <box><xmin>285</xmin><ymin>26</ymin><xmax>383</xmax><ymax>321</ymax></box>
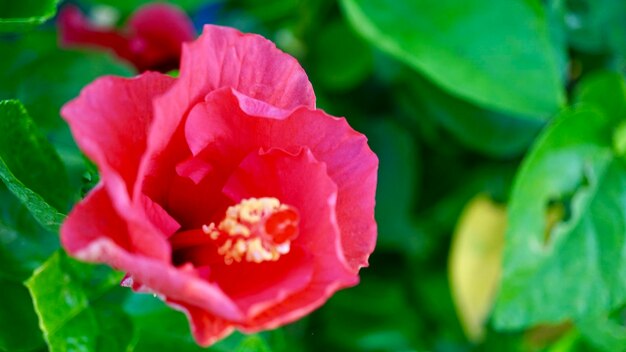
<box><xmin>61</xmin><ymin>24</ymin><xmax>378</xmax><ymax>346</ymax></box>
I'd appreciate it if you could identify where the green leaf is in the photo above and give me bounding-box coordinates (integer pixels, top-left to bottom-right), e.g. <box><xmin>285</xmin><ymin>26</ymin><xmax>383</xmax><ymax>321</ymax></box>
<box><xmin>0</xmin><ymin>100</ymin><xmax>70</xmax><ymax>209</ymax></box>
<box><xmin>576</xmin><ymin>71</ymin><xmax>626</xmax><ymax>163</ymax></box>
<box><xmin>0</xmin><ymin>184</ymin><xmax>58</xmax><ymax>281</ymax></box>
<box><xmin>546</xmin><ymin>330</ymin><xmax>584</xmax><ymax>352</ymax></box>
<box><xmin>0</xmin><ymin>0</ymin><xmax>60</xmax><ymax>32</ymax></box>
<box><xmin>577</xmin><ymin>313</ymin><xmax>626</xmax><ymax>352</ymax></box>
<box><xmin>0</xmin><ymin>158</ymin><xmax>65</xmax><ymax>233</ymax></box>
<box><xmin>0</xmin><ymin>100</ymin><xmax>69</xmax><ymax>231</ymax></box>
<box><xmin>494</xmin><ymin>88</ymin><xmax>626</xmax><ymax>328</ymax></box>
<box><xmin>340</xmin><ymin>0</ymin><xmax>565</xmax><ymax>117</ymax></box>
<box><xmin>403</xmin><ymin>73</ymin><xmax>544</xmax><ymax>157</ymax></box>
<box><xmin>26</xmin><ymin>251</ymin><xmax>131</xmax><ymax>352</ymax></box>
<box><xmin>0</xmin><ymin>279</ymin><xmax>45</xmax><ymax>351</ymax></box>
<box><xmin>573</xmin><ymin>71</ymin><xmax>626</xmax><ymax>120</ymax></box>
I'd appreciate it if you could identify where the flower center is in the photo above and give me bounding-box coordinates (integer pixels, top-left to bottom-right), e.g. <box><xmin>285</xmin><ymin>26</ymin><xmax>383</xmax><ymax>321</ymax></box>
<box><xmin>202</xmin><ymin>197</ymin><xmax>300</xmax><ymax>265</ymax></box>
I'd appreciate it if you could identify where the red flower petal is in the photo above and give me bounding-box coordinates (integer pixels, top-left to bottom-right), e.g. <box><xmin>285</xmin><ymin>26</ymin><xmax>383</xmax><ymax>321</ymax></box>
<box><xmin>179</xmin><ymin>25</ymin><xmax>315</xmax><ymax>110</ymax></box>
<box><xmin>61</xmin><ymin>186</ymin><xmax>243</xmax><ymax>322</ymax></box>
<box><xmin>127</xmin><ymin>4</ymin><xmax>195</xmax><ymax>72</ymax></box>
<box><xmin>174</xmin><ymin>305</ymin><xmax>234</xmax><ymax>347</ymax></box>
<box><xmin>168</xmin><ymin>148</ymin><xmax>342</xmax><ymax>321</ymax></box>
<box><xmin>135</xmin><ymin>24</ymin><xmax>315</xmax><ymax>206</ymax></box>
<box><xmin>185</xmin><ymin>88</ymin><xmax>378</xmax><ymax>271</ymax></box>
<box><xmin>62</xmin><ymin>185</ymin><xmax>133</xmax><ymax>254</ymax></box>
<box><xmin>155</xmin><ymin>89</ymin><xmax>299</xmax><ymax>230</ymax></box>
<box><xmin>62</xmin><ymin>72</ymin><xmax>174</xmax><ymax>197</ymax></box>
<box><xmin>206</xmin><ymin>246</ymin><xmax>314</xmax><ymax>318</ymax></box>
<box><xmin>62</xmin><ymin>72</ymin><xmax>180</xmax><ymax>245</ymax></box>
<box><xmin>137</xmin><ymin>193</ymin><xmax>180</xmax><ymax>236</ymax></box>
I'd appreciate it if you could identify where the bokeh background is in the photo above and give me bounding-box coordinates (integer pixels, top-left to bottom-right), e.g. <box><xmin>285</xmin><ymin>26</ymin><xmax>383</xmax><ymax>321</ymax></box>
<box><xmin>1</xmin><ymin>0</ymin><xmax>626</xmax><ymax>351</ymax></box>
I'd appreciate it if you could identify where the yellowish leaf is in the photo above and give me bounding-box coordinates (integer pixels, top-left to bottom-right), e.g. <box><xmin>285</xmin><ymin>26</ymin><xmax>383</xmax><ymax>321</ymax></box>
<box><xmin>449</xmin><ymin>194</ymin><xmax>506</xmax><ymax>342</ymax></box>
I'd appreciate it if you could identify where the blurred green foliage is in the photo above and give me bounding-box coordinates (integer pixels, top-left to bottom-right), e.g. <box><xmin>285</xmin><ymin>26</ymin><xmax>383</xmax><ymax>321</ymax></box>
<box><xmin>1</xmin><ymin>0</ymin><xmax>626</xmax><ymax>351</ymax></box>
<box><xmin>0</xmin><ymin>0</ymin><xmax>60</xmax><ymax>32</ymax></box>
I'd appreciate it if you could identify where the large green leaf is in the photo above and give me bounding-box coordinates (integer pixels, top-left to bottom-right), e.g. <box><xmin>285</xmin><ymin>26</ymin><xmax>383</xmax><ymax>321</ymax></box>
<box><xmin>0</xmin><ymin>0</ymin><xmax>60</xmax><ymax>32</ymax></box>
<box><xmin>341</xmin><ymin>0</ymin><xmax>565</xmax><ymax>117</ymax></box>
<box><xmin>573</xmin><ymin>71</ymin><xmax>626</xmax><ymax>121</ymax></box>
<box><xmin>403</xmin><ymin>73</ymin><xmax>544</xmax><ymax>157</ymax></box>
<box><xmin>0</xmin><ymin>100</ymin><xmax>70</xmax><ymax>209</ymax></box>
<box><xmin>0</xmin><ymin>100</ymin><xmax>69</xmax><ymax>231</ymax></box>
<box><xmin>26</xmin><ymin>252</ymin><xmax>132</xmax><ymax>352</ymax></box>
<box><xmin>0</xmin><ymin>279</ymin><xmax>45</xmax><ymax>351</ymax></box>
<box><xmin>0</xmin><ymin>159</ymin><xmax>65</xmax><ymax>233</ymax></box>
<box><xmin>493</xmin><ymin>73</ymin><xmax>626</xmax><ymax>328</ymax></box>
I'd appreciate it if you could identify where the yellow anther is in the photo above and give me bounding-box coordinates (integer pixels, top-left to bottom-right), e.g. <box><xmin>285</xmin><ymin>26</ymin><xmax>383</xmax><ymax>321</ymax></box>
<box><xmin>217</xmin><ymin>239</ymin><xmax>232</xmax><ymax>255</ymax></box>
<box><xmin>202</xmin><ymin>197</ymin><xmax>299</xmax><ymax>265</ymax></box>
<box><xmin>202</xmin><ymin>223</ymin><xmax>220</xmax><ymax>240</ymax></box>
